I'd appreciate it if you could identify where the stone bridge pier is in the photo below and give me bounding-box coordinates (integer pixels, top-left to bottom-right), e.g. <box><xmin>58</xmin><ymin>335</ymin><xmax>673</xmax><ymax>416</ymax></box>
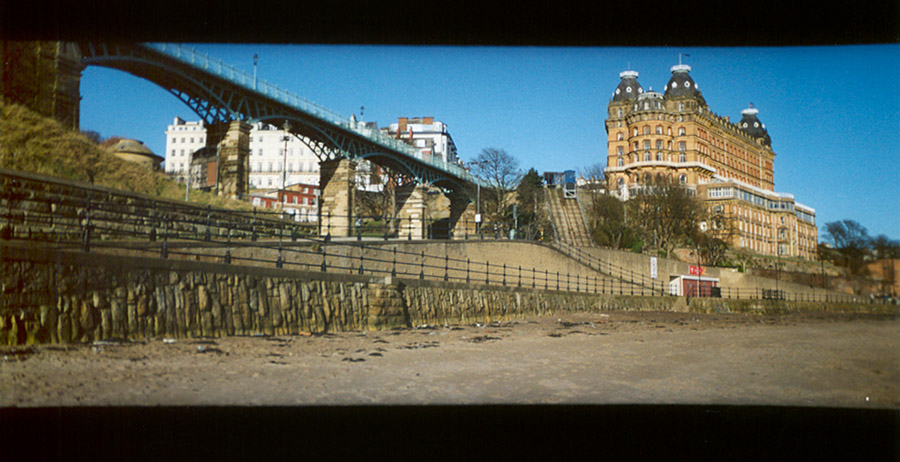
<box><xmin>318</xmin><ymin>158</ymin><xmax>357</xmax><ymax>237</ymax></box>
<box><xmin>395</xmin><ymin>184</ymin><xmax>427</xmax><ymax>240</ymax></box>
<box><xmin>205</xmin><ymin>120</ymin><xmax>251</xmax><ymax>200</ymax></box>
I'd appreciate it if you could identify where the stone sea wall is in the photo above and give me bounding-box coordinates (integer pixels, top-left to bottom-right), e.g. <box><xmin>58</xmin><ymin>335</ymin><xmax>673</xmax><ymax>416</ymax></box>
<box><xmin>2</xmin><ymin>244</ymin><xmax>893</xmax><ymax>346</ymax></box>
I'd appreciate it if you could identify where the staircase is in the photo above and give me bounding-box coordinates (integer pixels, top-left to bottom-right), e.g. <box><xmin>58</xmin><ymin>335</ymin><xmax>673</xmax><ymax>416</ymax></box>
<box><xmin>546</xmin><ymin>186</ymin><xmax>593</xmax><ymax>247</ymax></box>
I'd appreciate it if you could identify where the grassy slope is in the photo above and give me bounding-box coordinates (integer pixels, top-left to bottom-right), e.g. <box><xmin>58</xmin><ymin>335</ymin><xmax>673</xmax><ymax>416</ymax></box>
<box><xmin>0</xmin><ymin>102</ymin><xmax>250</xmax><ymax>210</ymax></box>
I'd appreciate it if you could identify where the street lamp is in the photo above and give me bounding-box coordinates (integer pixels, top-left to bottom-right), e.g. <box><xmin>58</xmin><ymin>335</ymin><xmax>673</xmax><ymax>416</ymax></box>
<box><xmin>465</xmin><ymin>161</ymin><xmax>485</xmax><ymax>233</ymax></box>
<box><xmin>281</xmin><ymin>121</ymin><xmax>291</xmax><ymax>204</ymax></box>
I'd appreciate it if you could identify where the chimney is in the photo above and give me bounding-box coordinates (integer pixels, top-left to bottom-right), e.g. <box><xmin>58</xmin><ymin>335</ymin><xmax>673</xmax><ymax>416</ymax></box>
<box><xmin>398</xmin><ymin>117</ymin><xmax>408</xmax><ymax>135</ymax></box>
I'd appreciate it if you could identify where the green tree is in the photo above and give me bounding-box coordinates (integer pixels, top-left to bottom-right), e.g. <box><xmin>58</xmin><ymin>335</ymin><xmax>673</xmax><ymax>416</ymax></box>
<box><xmin>513</xmin><ymin>167</ymin><xmax>548</xmax><ymax>240</ymax></box>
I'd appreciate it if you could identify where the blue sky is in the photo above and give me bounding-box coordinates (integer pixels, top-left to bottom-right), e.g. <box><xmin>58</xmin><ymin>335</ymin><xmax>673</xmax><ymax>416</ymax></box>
<box><xmin>80</xmin><ymin>44</ymin><xmax>899</xmax><ymax>240</ymax></box>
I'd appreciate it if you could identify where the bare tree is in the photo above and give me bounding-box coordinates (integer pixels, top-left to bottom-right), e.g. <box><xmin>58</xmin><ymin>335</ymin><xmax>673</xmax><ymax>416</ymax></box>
<box><xmin>470</xmin><ymin>147</ymin><xmax>522</xmax><ymax>224</ymax></box>
<box><xmin>627</xmin><ymin>177</ymin><xmax>702</xmax><ymax>257</ymax></box>
<box><xmin>825</xmin><ymin>220</ymin><xmax>871</xmax><ymax>276</ymax></box>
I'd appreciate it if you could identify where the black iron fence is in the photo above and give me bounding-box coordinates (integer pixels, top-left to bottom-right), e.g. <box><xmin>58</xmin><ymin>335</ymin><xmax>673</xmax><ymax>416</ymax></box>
<box><xmin>1</xmin><ymin>169</ymin><xmax>863</xmax><ymax>304</ymax></box>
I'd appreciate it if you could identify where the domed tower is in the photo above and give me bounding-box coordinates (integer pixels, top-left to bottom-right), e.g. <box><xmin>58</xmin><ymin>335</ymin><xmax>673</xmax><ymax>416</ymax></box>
<box><xmin>605</xmin><ymin>70</ymin><xmax>643</xmax><ymax>193</ymax></box>
<box><xmin>664</xmin><ymin>64</ymin><xmax>706</xmax><ymax>111</ymax></box>
<box><xmin>612</xmin><ymin>70</ymin><xmax>642</xmax><ymax>102</ymax></box>
<box><xmin>737</xmin><ymin>103</ymin><xmax>771</xmax><ymax>147</ymax></box>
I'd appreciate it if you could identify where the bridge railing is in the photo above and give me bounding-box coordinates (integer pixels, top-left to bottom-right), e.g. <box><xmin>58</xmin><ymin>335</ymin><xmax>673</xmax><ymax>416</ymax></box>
<box><xmin>145</xmin><ymin>43</ymin><xmax>481</xmax><ymax>186</ymax></box>
<box><xmin>3</xmin><ymin>169</ymin><xmax>866</xmax><ymax>304</ymax></box>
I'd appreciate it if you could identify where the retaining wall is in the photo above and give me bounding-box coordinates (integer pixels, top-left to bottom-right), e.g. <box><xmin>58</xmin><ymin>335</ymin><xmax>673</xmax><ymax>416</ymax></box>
<box><xmin>3</xmin><ymin>243</ymin><xmax>894</xmax><ymax>346</ymax></box>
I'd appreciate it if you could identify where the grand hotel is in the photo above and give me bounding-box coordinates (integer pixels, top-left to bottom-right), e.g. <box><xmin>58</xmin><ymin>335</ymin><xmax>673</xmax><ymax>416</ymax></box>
<box><xmin>604</xmin><ymin>64</ymin><xmax>817</xmax><ymax>261</ymax></box>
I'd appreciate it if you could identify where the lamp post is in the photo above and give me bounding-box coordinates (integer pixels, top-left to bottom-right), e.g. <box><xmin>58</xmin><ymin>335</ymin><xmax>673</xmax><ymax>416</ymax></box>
<box><xmin>281</xmin><ymin>121</ymin><xmax>291</xmax><ymax>206</ymax></box>
<box><xmin>466</xmin><ymin>161</ymin><xmax>484</xmax><ymax>234</ymax></box>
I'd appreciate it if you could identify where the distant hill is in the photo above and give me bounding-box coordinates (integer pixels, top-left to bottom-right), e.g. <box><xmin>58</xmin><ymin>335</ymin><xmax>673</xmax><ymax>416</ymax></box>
<box><xmin>0</xmin><ymin>102</ymin><xmax>248</xmax><ymax>210</ymax></box>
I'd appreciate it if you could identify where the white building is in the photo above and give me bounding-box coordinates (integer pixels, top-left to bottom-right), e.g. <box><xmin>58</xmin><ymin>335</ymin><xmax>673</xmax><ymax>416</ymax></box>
<box><xmin>381</xmin><ymin>117</ymin><xmax>459</xmax><ymax>164</ymax></box>
<box><xmin>164</xmin><ymin>117</ymin><xmax>320</xmax><ymax>189</ymax></box>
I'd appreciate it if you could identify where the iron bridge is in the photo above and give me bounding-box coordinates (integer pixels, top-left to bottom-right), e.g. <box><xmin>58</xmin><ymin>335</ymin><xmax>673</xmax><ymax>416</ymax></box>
<box><xmin>77</xmin><ymin>42</ymin><xmax>483</xmax><ymax>194</ymax></box>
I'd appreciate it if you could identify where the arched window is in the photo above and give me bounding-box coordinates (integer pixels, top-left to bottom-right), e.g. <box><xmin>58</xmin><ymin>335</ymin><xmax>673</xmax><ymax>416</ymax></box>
<box><xmin>656</xmin><ymin>125</ymin><xmax>663</xmax><ymax>134</ymax></box>
<box><xmin>644</xmin><ymin>173</ymin><xmax>651</xmax><ymax>183</ymax></box>
<box><xmin>617</xmin><ymin>177</ymin><xmax>625</xmax><ymax>188</ymax></box>
<box><xmin>656</xmin><ymin>152</ymin><xmax>663</xmax><ymax>161</ymax></box>
<box><xmin>633</xmin><ymin>142</ymin><xmax>639</xmax><ymax>151</ymax></box>
<box><xmin>656</xmin><ymin>140</ymin><xmax>663</xmax><ymax>150</ymax></box>
<box><xmin>633</xmin><ymin>128</ymin><xmax>638</xmax><ymax>137</ymax></box>
<box><xmin>679</xmin><ymin>127</ymin><xmax>686</xmax><ymax>136</ymax></box>
<box><xmin>643</xmin><ymin>126</ymin><xmax>650</xmax><ymax>135</ymax></box>
<box><xmin>617</xmin><ymin>157</ymin><xmax>624</xmax><ymax>167</ymax></box>
<box><xmin>643</xmin><ymin>140</ymin><xmax>651</xmax><ymax>150</ymax></box>
<box><xmin>617</xmin><ymin>133</ymin><xmax>624</xmax><ymax>141</ymax></box>
<box><xmin>679</xmin><ymin>174</ymin><xmax>687</xmax><ymax>184</ymax></box>
<box><xmin>679</xmin><ymin>152</ymin><xmax>687</xmax><ymax>162</ymax></box>
<box><xmin>644</xmin><ymin>152</ymin><xmax>651</xmax><ymax>161</ymax></box>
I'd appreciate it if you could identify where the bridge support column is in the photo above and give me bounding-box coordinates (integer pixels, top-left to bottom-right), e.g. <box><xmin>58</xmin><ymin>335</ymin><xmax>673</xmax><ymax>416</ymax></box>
<box><xmin>0</xmin><ymin>41</ymin><xmax>83</xmax><ymax>129</ymax></box>
<box><xmin>318</xmin><ymin>158</ymin><xmax>356</xmax><ymax>237</ymax></box>
<box><xmin>448</xmin><ymin>192</ymin><xmax>477</xmax><ymax>239</ymax></box>
<box><xmin>396</xmin><ymin>184</ymin><xmax>427</xmax><ymax>240</ymax></box>
<box><xmin>209</xmin><ymin>120</ymin><xmax>251</xmax><ymax>200</ymax></box>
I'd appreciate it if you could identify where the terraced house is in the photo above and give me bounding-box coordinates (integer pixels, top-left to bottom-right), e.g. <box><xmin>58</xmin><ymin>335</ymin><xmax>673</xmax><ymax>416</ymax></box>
<box><xmin>604</xmin><ymin>64</ymin><xmax>817</xmax><ymax>261</ymax></box>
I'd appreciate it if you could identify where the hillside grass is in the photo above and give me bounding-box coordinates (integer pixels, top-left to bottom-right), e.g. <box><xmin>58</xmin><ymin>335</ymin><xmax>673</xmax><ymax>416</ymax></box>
<box><xmin>0</xmin><ymin>102</ymin><xmax>251</xmax><ymax>210</ymax></box>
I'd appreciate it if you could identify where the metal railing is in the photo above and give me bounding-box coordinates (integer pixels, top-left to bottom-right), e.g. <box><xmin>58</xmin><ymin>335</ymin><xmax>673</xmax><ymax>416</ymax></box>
<box><xmin>2</xmin><ymin>170</ymin><xmax>864</xmax><ymax>304</ymax></box>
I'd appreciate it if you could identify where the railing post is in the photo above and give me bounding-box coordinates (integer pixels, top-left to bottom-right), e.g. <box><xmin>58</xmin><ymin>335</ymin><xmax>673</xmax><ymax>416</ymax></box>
<box><xmin>444</xmin><ymin>253</ymin><xmax>449</xmax><ymax>282</ymax></box>
<box><xmin>321</xmin><ymin>243</ymin><xmax>327</xmax><ymax>272</ymax></box>
<box><xmin>357</xmin><ymin>219</ymin><xmax>362</xmax><ymax>241</ymax></box>
<box><xmin>276</xmin><ymin>229</ymin><xmax>284</xmax><ymax>269</ymax></box>
<box><xmin>485</xmin><ymin>261</ymin><xmax>490</xmax><ymax>285</ymax></box>
<box><xmin>419</xmin><ymin>250</ymin><xmax>425</xmax><ymax>280</ymax></box>
<box><xmin>466</xmin><ymin>258</ymin><xmax>470</xmax><ymax>284</ymax></box>
<box><xmin>545</xmin><ymin>269</ymin><xmax>549</xmax><ymax>290</ymax></box>
<box><xmin>518</xmin><ymin>265</ymin><xmax>521</xmax><ymax>288</ymax></box>
<box><xmin>325</xmin><ymin>212</ymin><xmax>331</xmax><ymax>242</ymax></box>
<box><xmin>556</xmin><ymin>271</ymin><xmax>560</xmax><ymax>291</ymax></box>
<box><xmin>224</xmin><ymin>227</ymin><xmax>231</xmax><ymax>264</ymax></box>
<box><xmin>392</xmin><ymin>247</ymin><xmax>397</xmax><ymax>277</ymax></box>
<box><xmin>630</xmin><ymin>270</ymin><xmax>634</xmax><ymax>296</ymax></box>
<box><xmin>205</xmin><ymin>205</ymin><xmax>211</xmax><ymax>241</ymax></box>
<box><xmin>251</xmin><ymin>208</ymin><xmax>258</xmax><ymax>242</ymax></box>
<box><xmin>358</xmin><ymin>244</ymin><xmax>364</xmax><ymax>275</ymax></box>
<box><xmin>502</xmin><ymin>263</ymin><xmax>506</xmax><ymax>286</ymax></box>
<box><xmin>161</xmin><ymin>215</ymin><xmax>168</xmax><ymax>259</ymax></box>
<box><xmin>532</xmin><ymin>267</ymin><xmax>536</xmax><ymax>289</ymax></box>
<box><xmin>82</xmin><ymin>196</ymin><xmax>91</xmax><ymax>253</ymax></box>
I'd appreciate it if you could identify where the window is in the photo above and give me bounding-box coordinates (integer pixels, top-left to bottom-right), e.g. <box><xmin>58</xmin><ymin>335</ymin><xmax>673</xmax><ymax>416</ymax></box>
<box><xmin>678</xmin><ymin>103</ymin><xmax>684</xmax><ymax>111</ymax></box>
<box><xmin>617</xmin><ymin>157</ymin><xmax>624</xmax><ymax>167</ymax></box>
<box><xmin>679</xmin><ymin>152</ymin><xmax>686</xmax><ymax>162</ymax></box>
<box><xmin>656</xmin><ymin>140</ymin><xmax>663</xmax><ymax>149</ymax></box>
<box><xmin>633</xmin><ymin>128</ymin><xmax>638</xmax><ymax>137</ymax></box>
<box><xmin>643</xmin><ymin>140</ymin><xmax>651</xmax><ymax>150</ymax></box>
<box><xmin>656</xmin><ymin>152</ymin><xmax>662</xmax><ymax>161</ymax></box>
<box><xmin>643</xmin><ymin>126</ymin><xmax>650</xmax><ymax>135</ymax></box>
<box><xmin>617</xmin><ymin>146</ymin><xmax>624</xmax><ymax>155</ymax></box>
<box><xmin>656</xmin><ymin>125</ymin><xmax>662</xmax><ymax>134</ymax></box>
<box><xmin>190</xmin><ymin>137</ymin><xmax>194</xmax><ymax>143</ymax></box>
<box><xmin>678</xmin><ymin>127</ymin><xmax>686</xmax><ymax>136</ymax></box>
<box><xmin>679</xmin><ymin>174</ymin><xmax>687</xmax><ymax>184</ymax></box>
<box><xmin>617</xmin><ymin>178</ymin><xmax>625</xmax><ymax>188</ymax></box>
<box><xmin>617</xmin><ymin>133</ymin><xmax>623</xmax><ymax>141</ymax></box>
<box><xmin>679</xmin><ymin>142</ymin><xmax>686</xmax><ymax>151</ymax></box>
<box><xmin>633</xmin><ymin>142</ymin><xmax>639</xmax><ymax>151</ymax></box>
<box><xmin>644</xmin><ymin>152</ymin><xmax>651</xmax><ymax>161</ymax></box>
